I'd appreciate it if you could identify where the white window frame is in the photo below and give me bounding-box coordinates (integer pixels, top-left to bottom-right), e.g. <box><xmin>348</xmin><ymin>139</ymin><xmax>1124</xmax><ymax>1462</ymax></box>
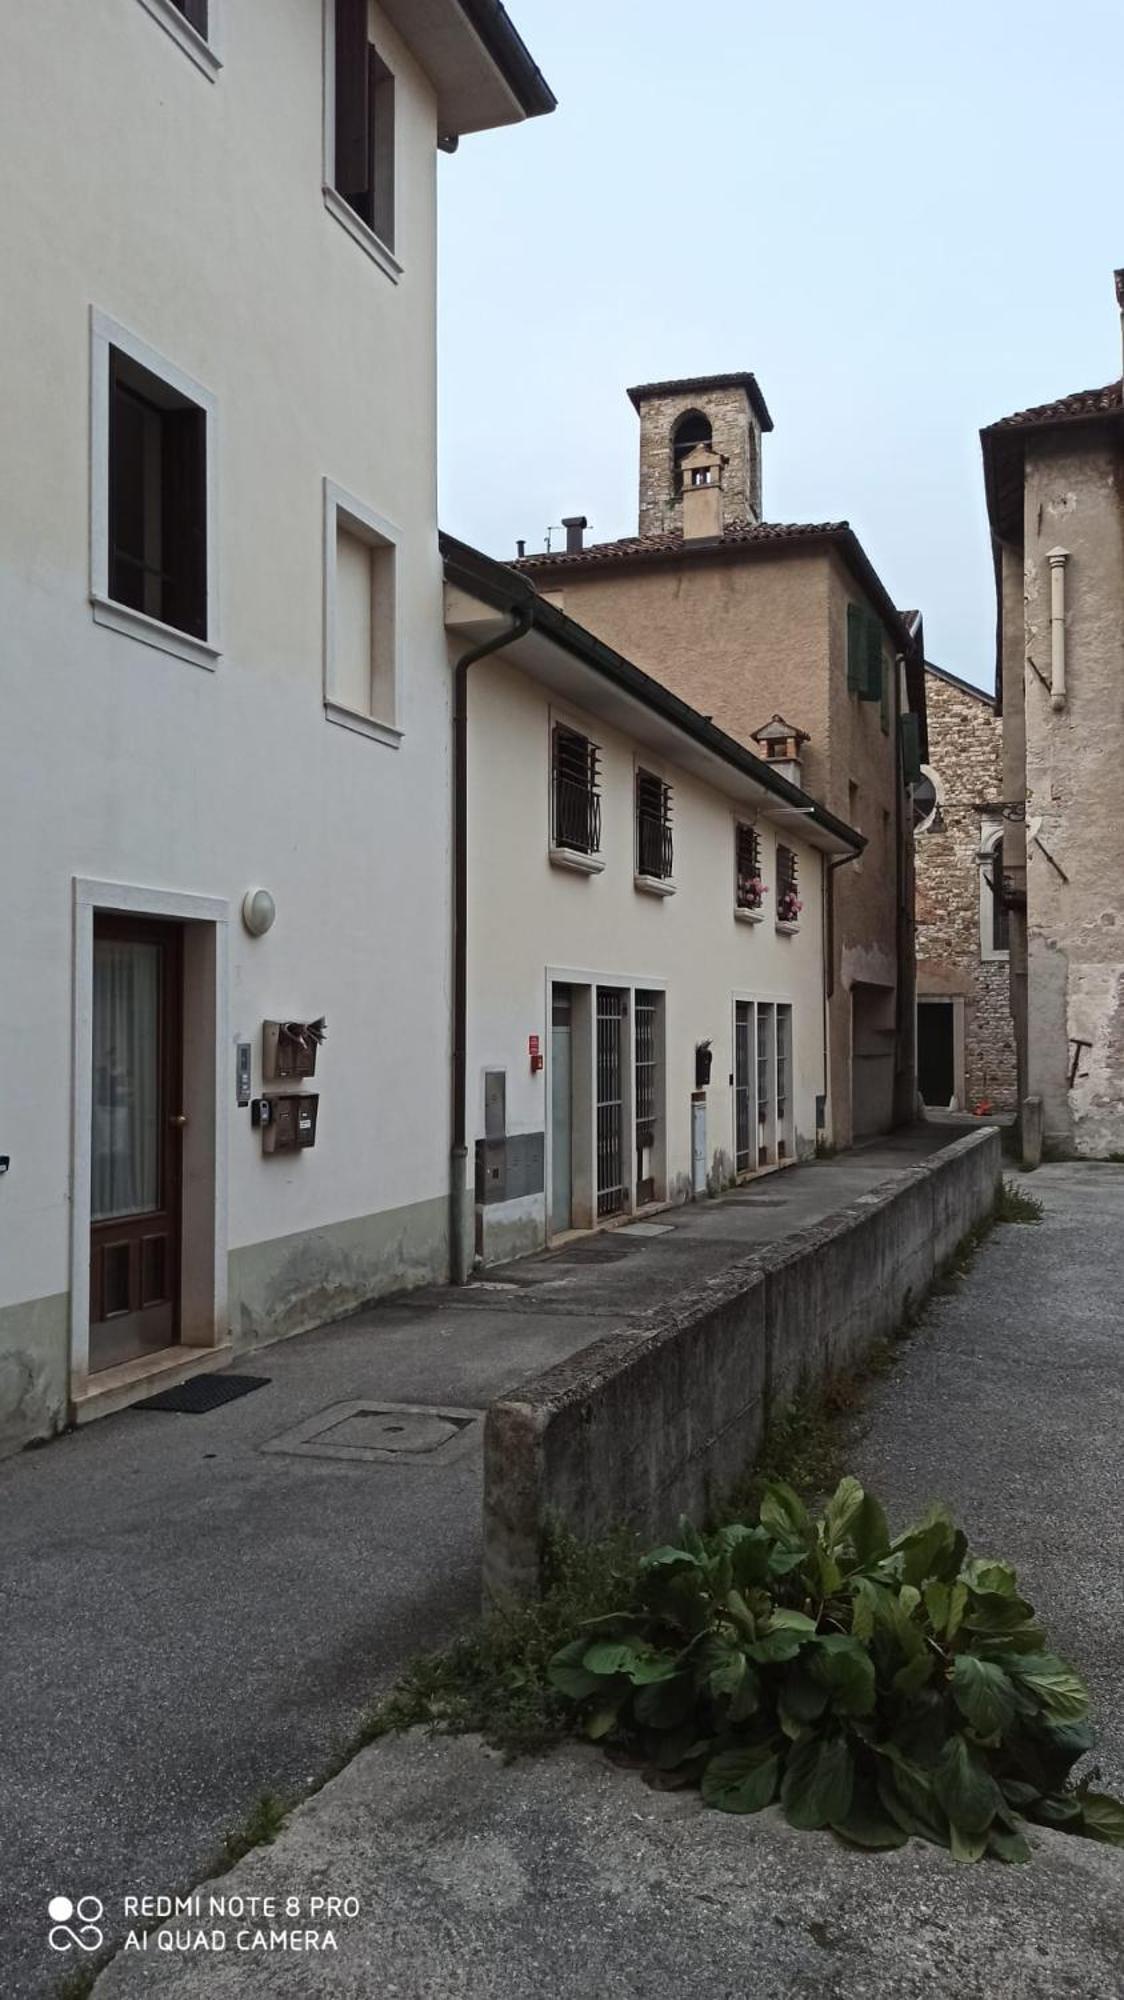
<box><xmin>548</xmin><ymin>707</ymin><xmax>605</xmax><ymax>875</ymax></box>
<box><xmin>979</xmin><ymin>821</ymin><xmax>1010</xmax><ymax>963</ymax></box>
<box><xmin>321</xmin><ymin>0</ymin><xmax>403</xmax><ymax>284</ymax></box>
<box><xmin>89</xmin><ymin>308</ymin><xmax>221</xmax><ymax>672</ymax></box>
<box><xmin>323</xmin><ymin>478</ymin><xmax>402</xmax><ymax>747</ymax></box>
<box><xmin>135</xmin><ymin>0</ymin><xmax>223</xmax><ymax>81</ymax></box>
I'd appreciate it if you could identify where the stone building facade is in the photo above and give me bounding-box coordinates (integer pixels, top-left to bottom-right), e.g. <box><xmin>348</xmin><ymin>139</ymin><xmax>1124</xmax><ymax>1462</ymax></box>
<box><xmin>514</xmin><ymin>373</ymin><xmax>927</xmax><ymax>1149</ymax></box>
<box><xmin>981</xmin><ymin>271</ymin><xmax>1124</xmax><ymax>1158</ymax></box>
<box><xmin>630</xmin><ymin>373</ymin><xmax>771</xmax><ymax>538</ymax></box>
<box><xmin>914</xmin><ymin>663</ymin><xmax>1017</xmax><ymax>1113</ymax></box>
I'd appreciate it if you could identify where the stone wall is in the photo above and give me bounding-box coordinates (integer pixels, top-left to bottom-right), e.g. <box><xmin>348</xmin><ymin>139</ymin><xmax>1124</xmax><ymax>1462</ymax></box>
<box><xmin>482</xmin><ymin>1127</ymin><xmax>1002</xmax><ymax>1598</ymax></box>
<box><xmin>915</xmin><ymin>668</ymin><xmax>1017</xmax><ymax>1111</ymax></box>
<box><xmin>636</xmin><ymin>383</ymin><xmax>762</xmax><ymax>537</ymax></box>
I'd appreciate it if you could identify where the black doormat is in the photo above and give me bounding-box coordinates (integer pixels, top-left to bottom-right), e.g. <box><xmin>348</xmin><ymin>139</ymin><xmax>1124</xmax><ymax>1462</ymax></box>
<box><xmin>133</xmin><ymin>1373</ymin><xmax>271</xmax><ymax>1414</ymax></box>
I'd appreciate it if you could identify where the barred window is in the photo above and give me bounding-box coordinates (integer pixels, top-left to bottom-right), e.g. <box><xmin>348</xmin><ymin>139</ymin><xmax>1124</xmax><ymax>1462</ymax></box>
<box><xmin>552</xmin><ymin>725</ymin><xmax>601</xmax><ymax>855</ymax></box>
<box><xmin>735</xmin><ymin>823</ymin><xmax>765</xmax><ymax>911</ymax></box>
<box><xmin>776</xmin><ymin>844</ymin><xmax>801</xmax><ymax>926</ymax></box>
<box><xmin>635</xmin><ymin>768</ymin><xmax>674</xmax><ymax>880</ymax></box>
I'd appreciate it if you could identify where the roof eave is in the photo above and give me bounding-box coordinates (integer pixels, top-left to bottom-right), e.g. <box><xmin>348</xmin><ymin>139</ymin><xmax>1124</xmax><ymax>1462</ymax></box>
<box><xmin>441</xmin><ymin>533</ymin><xmax>863</xmax><ymax>855</ymax></box>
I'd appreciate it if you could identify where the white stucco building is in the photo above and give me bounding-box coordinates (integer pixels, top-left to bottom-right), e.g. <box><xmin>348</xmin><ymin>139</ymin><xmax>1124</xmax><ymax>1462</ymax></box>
<box><xmin>444</xmin><ymin>539</ymin><xmax>864</xmax><ymax>1267</ymax></box>
<box><xmin>0</xmin><ymin>0</ymin><xmax>553</xmax><ymax>1449</ymax></box>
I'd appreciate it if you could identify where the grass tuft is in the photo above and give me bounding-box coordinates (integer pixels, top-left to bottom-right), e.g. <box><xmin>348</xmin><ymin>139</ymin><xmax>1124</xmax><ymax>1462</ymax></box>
<box><xmin>994</xmin><ymin>1177</ymin><xmax>1045</xmax><ymax>1225</ymax></box>
<box><xmin>219</xmin><ymin>1792</ymin><xmax>288</xmax><ymax>1869</ymax></box>
<box><xmin>359</xmin><ymin>1527</ymin><xmax>641</xmax><ymax>1759</ymax></box>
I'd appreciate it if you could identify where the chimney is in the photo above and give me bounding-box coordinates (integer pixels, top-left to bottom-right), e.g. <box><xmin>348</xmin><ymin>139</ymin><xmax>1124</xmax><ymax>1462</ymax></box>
<box><xmin>516</xmin><ymin>539</ymin><xmax>526</xmax><ymax>559</ymax></box>
<box><xmin>1116</xmin><ymin>268</ymin><xmax>1124</xmax><ymax>377</ymax></box>
<box><xmin>751</xmin><ymin>714</ymin><xmax>810</xmax><ymax>789</ymax></box>
<box><xmin>561</xmin><ymin>514</ymin><xmax>588</xmax><ymax>555</ymax></box>
<box><xmin>680</xmin><ymin>444</ymin><xmax>726</xmax><ymax>540</ymax></box>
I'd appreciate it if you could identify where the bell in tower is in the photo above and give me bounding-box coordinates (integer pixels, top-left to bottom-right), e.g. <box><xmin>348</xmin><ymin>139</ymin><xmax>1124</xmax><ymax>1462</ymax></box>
<box><xmin>627</xmin><ymin>371</ymin><xmax>773</xmax><ymax>538</ymax></box>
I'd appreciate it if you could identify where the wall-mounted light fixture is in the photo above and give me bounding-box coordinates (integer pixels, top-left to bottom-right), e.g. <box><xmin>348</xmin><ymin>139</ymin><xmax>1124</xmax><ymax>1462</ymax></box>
<box><xmin>241</xmin><ymin>888</ymin><xmax>276</xmax><ymax>938</ymax></box>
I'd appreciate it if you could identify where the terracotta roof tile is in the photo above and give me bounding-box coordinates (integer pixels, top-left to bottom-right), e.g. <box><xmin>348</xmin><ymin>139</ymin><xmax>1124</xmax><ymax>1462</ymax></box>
<box><xmin>984</xmin><ymin>380</ymin><xmax>1122</xmax><ymax>432</ymax></box>
<box><xmin>514</xmin><ymin>519</ymin><xmax>849</xmax><ymax>571</ymax></box>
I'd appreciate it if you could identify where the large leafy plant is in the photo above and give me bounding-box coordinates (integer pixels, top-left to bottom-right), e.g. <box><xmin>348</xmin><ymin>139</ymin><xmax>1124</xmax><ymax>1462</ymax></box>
<box><xmin>548</xmin><ymin>1480</ymin><xmax>1124</xmax><ymax>1861</ymax></box>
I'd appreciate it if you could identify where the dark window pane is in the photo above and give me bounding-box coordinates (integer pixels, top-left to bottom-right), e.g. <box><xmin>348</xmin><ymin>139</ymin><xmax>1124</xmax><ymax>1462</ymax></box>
<box><xmin>108</xmin><ymin>348</ymin><xmax>207</xmax><ymax>640</ymax></box>
<box><xmin>370</xmin><ymin>48</ymin><xmax>395</xmax><ymax>249</ymax></box>
<box><xmin>142</xmin><ymin>1234</ymin><xmax>167</xmax><ymax>1306</ymax></box>
<box><xmin>335</xmin><ymin>0</ymin><xmax>371</xmax><ymax>209</ymax></box>
<box><xmin>174</xmin><ymin>0</ymin><xmax>209</xmax><ymax>33</ymax></box>
<box><xmin>992</xmin><ymin>839</ymin><xmax>1010</xmax><ymax>951</ymax></box>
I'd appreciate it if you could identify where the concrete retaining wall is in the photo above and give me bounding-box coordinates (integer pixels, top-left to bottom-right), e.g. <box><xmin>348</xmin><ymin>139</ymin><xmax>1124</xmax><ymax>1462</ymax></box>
<box><xmin>482</xmin><ymin>1128</ymin><xmax>1002</xmax><ymax>1598</ymax></box>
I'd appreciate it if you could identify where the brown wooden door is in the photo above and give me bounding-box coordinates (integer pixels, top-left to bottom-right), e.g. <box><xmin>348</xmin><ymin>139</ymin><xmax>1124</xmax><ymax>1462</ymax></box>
<box><xmin>89</xmin><ymin>915</ymin><xmax>183</xmax><ymax>1373</ymax></box>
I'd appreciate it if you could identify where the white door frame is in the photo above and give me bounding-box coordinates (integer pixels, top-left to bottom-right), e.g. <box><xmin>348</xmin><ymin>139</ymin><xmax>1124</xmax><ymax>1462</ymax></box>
<box><xmin>70</xmin><ymin>878</ymin><xmax>230</xmax><ymax>1398</ymax></box>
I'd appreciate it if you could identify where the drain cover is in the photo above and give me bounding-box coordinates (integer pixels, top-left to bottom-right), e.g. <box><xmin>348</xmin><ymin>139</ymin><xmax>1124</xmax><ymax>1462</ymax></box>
<box><xmin>261</xmin><ymin>1401</ymin><xmax>481</xmax><ymax>1465</ymax></box>
<box><xmin>616</xmin><ymin>1222</ymin><xmax>676</xmax><ymax>1239</ymax></box>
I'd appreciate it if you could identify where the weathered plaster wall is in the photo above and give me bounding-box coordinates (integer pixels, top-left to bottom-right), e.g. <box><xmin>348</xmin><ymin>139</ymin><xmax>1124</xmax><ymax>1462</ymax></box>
<box><xmin>915</xmin><ymin>671</ymin><xmax>1016</xmax><ymax>1110</ymax></box>
<box><xmin>1022</xmin><ymin>432</ymin><xmax>1124</xmax><ymax>1154</ymax></box>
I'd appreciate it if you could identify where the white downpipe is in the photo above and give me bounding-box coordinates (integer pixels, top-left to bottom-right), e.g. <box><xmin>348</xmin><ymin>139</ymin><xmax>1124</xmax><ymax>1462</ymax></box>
<box><xmin>1047</xmin><ymin>547</ymin><xmax>1069</xmax><ymax>712</ymax></box>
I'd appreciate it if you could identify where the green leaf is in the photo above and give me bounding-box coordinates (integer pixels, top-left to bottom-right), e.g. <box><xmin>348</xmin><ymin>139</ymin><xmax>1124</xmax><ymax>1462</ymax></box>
<box><xmin>759</xmin><ymin>1480</ymin><xmax>811</xmax><ymax>1545</ymax></box>
<box><xmin>1029</xmin><ymin>1792</ymin><xmax>1084</xmax><ymax>1829</ymax></box>
<box><xmin>1076</xmin><ymin>1791</ymin><xmax>1124</xmax><ymax>1847</ymax></box>
<box><xmin>582</xmin><ymin>1640</ymin><xmax>644</xmax><ymax>1678</ymax></box>
<box><xmin>640</xmin><ymin>1546</ymin><xmax>701</xmax><ymax>1573</ymax></box>
<box><xmin>945</xmin><ymin>1581</ymin><xmax>969</xmax><ymax>1641</ymax></box>
<box><xmin>892</xmin><ymin>1508</ymin><xmax>962</xmax><ymax>1587</ymax></box>
<box><xmin>932</xmin><ymin>1734</ymin><xmax>1003</xmax><ymax>1837</ymax></box>
<box><xmin>702</xmin><ymin>1745</ymin><xmax>780</xmax><ymax>1814</ymax></box>
<box><xmin>548</xmin><ymin>1639</ymin><xmax>604</xmax><ymax>1701</ymax></box>
<box><xmin>708</xmin><ymin>1646</ymin><xmax>748</xmax><ymax>1697</ymax></box>
<box><xmin>810</xmin><ymin>1633</ymin><xmax>877</xmax><ymax>1717</ymax></box>
<box><xmin>777</xmin><ymin>1668</ymin><xmax>830</xmax><ymax>1739</ymax></box>
<box><xmin>851</xmin><ymin>1490</ymin><xmax>891</xmax><ymax>1566</ymax></box>
<box><xmin>891</xmin><ymin>1647</ymin><xmax>935</xmax><ymax>1696</ymax></box>
<box><xmin>962</xmin><ymin>1558</ymin><xmax>1019</xmax><ymax>1596</ymax></box>
<box><xmin>747</xmin><ymin>1626</ymin><xmax>806</xmax><ymax>1665</ymax></box>
<box><xmin>584</xmin><ymin>1706</ymin><xmax>620</xmax><ymax>1741</ymax></box>
<box><xmin>781</xmin><ymin>1732</ymin><xmax>855</xmax><ymax>1830</ymax></box>
<box><xmin>988</xmin><ymin>1825</ymin><xmax>1032</xmax><ymax>1864</ymax></box>
<box><xmin>949</xmin><ymin>1822</ymin><xmax>989</xmax><ymax>1863</ymax></box>
<box><xmin>771</xmin><ymin>1608</ymin><xmax>819</xmax><ymax>1633</ymax></box>
<box><xmin>875</xmin><ymin>1755</ymin><xmax>948</xmax><ymax>1846</ymax></box>
<box><xmin>951</xmin><ymin>1656</ymin><xmax>1017</xmax><ymax>1737</ymax></box>
<box><xmin>831</xmin><ymin>1794</ymin><xmax>908</xmax><ymax>1850</ymax></box>
<box><xmin>1004</xmin><ymin>1654</ymin><xmax>1089</xmax><ymax>1723</ymax></box>
<box><xmin>823</xmin><ymin>1476</ymin><xmax>866</xmax><ymax>1549</ymax></box>
<box><xmin>923</xmin><ymin>1580</ymin><xmax>949</xmax><ymax>1633</ymax></box>
<box><xmin>634</xmin><ymin>1672</ymin><xmax>697</xmax><ymax>1729</ymax></box>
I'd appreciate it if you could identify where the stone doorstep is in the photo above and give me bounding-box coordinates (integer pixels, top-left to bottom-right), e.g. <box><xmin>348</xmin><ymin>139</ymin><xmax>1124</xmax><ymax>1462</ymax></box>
<box><xmin>71</xmin><ymin>1343</ymin><xmax>235</xmax><ymax>1426</ymax></box>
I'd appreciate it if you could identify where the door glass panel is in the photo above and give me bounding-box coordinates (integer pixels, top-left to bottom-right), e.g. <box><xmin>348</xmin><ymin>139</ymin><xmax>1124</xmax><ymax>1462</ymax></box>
<box><xmin>91</xmin><ymin>940</ymin><xmax>161</xmax><ymax>1220</ymax></box>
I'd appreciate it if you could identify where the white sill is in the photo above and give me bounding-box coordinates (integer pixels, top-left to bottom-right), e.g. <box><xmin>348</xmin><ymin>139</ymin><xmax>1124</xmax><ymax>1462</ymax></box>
<box><xmin>323</xmin><ymin>188</ymin><xmax>402</xmax><ymax>283</ymax></box>
<box><xmin>324</xmin><ymin>700</ymin><xmax>402</xmax><ymax>748</ymax></box>
<box><xmin>135</xmin><ymin>0</ymin><xmax>222</xmax><ymax>79</ymax></box>
<box><xmin>734</xmin><ymin>906</ymin><xmax>765</xmax><ymax>925</ymax></box>
<box><xmin>635</xmin><ymin>873</ymin><xmax>676</xmax><ymax>898</ymax></box>
<box><xmin>91</xmin><ymin>595</ymin><xmax>220</xmax><ymax>671</ymax></box>
<box><xmin>775</xmin><ymin>919</ymin><xmax>800</xmax><ymax>935</ymax></box>
<box><xmin>550</xmin><ymin>846</ymin><xmax>605</xmax><ymax>876</ymax></box>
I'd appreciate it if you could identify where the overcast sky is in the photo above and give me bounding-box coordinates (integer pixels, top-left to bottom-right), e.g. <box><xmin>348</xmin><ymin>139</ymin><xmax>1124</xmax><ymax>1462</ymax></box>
<box><xmin>436</xmin><ymin>0</ymin><xmax>1120</xmax><ymax>689</ymax></box>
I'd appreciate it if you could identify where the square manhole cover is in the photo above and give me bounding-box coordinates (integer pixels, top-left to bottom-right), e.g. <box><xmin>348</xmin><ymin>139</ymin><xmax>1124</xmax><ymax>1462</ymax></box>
<box><xmin>261</xmin><ymin>1401</ymin><xmax>481</xmax><ymax>1465</ymax></box>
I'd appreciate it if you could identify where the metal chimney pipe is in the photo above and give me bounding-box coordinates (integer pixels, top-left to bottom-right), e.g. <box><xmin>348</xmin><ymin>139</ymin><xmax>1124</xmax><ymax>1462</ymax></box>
<box><xmin>561</xmin><ymin>514</ymin><xmax>588</xmax><ymax>555</ymax></box>
<box><xmin>516</xmin><ymin>539</ymin><xmax>526</xmax><ymax>558</ymax></box>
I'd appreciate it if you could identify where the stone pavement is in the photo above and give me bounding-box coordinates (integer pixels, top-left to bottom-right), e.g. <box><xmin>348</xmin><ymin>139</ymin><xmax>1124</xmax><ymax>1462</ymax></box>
<box><xmin>0</xmin><ymin>1122</ymin><xmax>973</xmax><ymax>1999</ymax></box>
<box><xmin>80</xmin><ymin>1159</ymin><xmax>1124</xmax><ymax>2000</ymax></box>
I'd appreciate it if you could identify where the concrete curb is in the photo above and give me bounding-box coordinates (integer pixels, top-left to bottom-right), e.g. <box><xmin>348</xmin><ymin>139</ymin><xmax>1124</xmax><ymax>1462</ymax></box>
<box><xmin>483</xmin><ymin>1128</ymin><xmax>1002</xmax><ymax>1596</ymax></box>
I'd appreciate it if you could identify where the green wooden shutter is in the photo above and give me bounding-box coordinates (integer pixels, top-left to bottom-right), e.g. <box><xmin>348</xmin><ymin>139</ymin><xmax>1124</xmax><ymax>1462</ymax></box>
<box><xmin>846</xmin><ymin>603</ymin><xmax>865</xmax><ymax>692</ymax></box>
<box><xmin>862</xmin><ymin>610</ymin><xmax>883</xmax><ymax>702</ymax></box>
<box><xmin>899</xmin><ymin>711</ymin><xmax>922</xmax><ymax>785</ymax></box>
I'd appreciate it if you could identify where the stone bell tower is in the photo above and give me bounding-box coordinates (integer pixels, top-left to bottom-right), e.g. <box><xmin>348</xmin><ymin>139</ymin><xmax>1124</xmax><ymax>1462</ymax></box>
<box><xmin>627</xmin><ymin>372</ymin><xmax>774</xmax><ymax>538</ymax></box>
